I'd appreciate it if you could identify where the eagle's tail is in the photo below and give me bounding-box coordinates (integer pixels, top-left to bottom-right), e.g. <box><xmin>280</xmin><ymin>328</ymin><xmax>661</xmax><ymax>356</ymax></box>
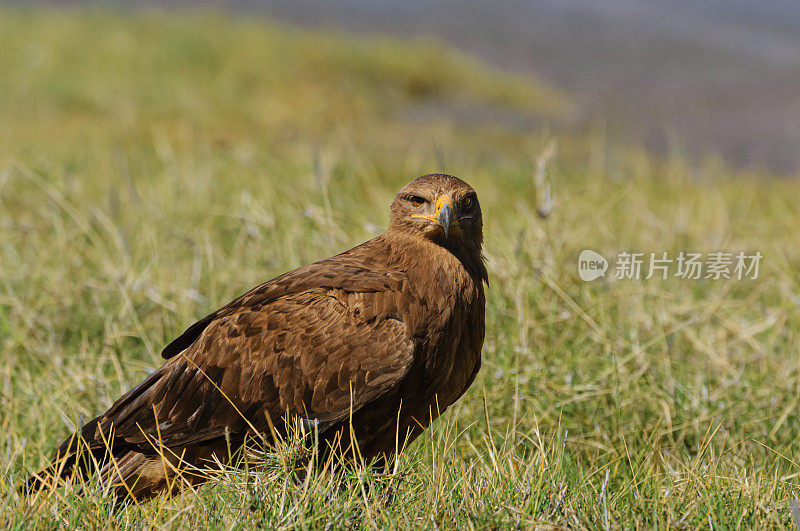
<box><xmin>22</xmin><ymin>415</ymin><xmax>107</xmax><ymax>494</ymax></box>
<box><xmin>21</xmin><ymin>417</ymin><xmax>170</xmax><ymax>502</ymax></box>
<box><xmin>23</xmin><ymin>424</ymin><xmax>217</xmax><ymax>502</ymax></box>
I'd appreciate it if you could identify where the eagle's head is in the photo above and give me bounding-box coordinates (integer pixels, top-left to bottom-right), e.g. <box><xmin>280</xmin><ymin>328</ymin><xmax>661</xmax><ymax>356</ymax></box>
<box><xmin>389</xmin><ymin>174</ymin><xmax>483</xmax><ymax>250</ymax></box>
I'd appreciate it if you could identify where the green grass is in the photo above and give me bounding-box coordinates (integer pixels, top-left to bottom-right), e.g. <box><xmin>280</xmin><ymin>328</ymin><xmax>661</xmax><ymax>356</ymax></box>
<box><xmin>1</xmin><ymin>7</ymin><xmax>799</xmax><ymax>528</ymax></box>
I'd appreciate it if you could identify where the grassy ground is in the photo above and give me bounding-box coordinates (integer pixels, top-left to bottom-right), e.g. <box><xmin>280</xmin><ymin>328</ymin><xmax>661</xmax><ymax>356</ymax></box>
<box><xmin>1</xmin><ymin>7</ymin><xmax>799</xmax><ymax>528</ymax></box>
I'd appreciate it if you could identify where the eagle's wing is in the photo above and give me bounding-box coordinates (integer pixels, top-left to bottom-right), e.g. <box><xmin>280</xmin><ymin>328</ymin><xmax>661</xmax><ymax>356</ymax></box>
<box><xmin>93</xmin><ymin>259</ymin><xmax>416</xmax><ymax>450</ymax></box>
<box><xmin>160</xmin><ymin>256</ymin><xmax>404</xmax><ymax>359</ymax></box>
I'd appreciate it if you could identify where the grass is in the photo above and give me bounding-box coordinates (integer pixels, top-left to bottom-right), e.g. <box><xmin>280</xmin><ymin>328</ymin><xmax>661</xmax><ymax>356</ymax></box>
<box><xmin>1</xmin><ymin>6</ymin><xmax>799</xmax><ymax>528</ymax></box>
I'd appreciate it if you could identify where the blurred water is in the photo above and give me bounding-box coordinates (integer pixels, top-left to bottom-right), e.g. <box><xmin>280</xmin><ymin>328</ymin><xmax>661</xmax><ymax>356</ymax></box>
<box><xmin>259</xmin><ymin>0</ymin><xmax>800</xmax><ymax>174</ymax></box>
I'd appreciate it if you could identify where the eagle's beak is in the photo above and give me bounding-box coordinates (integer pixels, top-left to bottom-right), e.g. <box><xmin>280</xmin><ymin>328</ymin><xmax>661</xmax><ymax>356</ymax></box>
<box><xmin>435</xmin><ymin>195</ymin><xmax>454</xmax><ymax>238</ymax></box>
<box><xmin>411</xmin><ymin>194</ymin><xmax>456</xmax><ymax>237</ymax></box>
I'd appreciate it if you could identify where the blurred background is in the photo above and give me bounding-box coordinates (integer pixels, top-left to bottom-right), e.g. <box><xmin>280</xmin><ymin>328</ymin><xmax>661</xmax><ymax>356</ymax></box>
<box><xmin>266</xmin><ymin>0</ymin><xmax>800</xmax><ymax>174</ymax></box>
<box><xmin>8</xmin><ymin>0</ymin><xmax>800</xmax><ymax>174</ymax></box>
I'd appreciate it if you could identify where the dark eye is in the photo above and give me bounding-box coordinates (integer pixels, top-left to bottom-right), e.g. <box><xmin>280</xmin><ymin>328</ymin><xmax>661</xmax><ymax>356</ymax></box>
<box><xmin>407</xmin><ymin>196</ymin><xmax>425</xmax><ymax>207</ymax></box>
<box><xmin>463</xmin><ymin>197</ymin><xmax>472</xmax><ymax>207</ymax></box>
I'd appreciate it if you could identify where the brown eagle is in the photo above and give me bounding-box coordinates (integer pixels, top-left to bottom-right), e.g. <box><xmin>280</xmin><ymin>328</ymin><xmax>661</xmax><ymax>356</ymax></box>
<box><xmin>26</xmin><ymin>173</ymin><xmax>487</xmax><ymax>501</ymax></box>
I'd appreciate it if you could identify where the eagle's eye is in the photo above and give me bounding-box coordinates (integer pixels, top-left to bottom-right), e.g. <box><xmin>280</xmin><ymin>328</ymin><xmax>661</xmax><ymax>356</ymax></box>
<box><xmin>463</xmin><ymin>197</ymin><xmax>472</xmax><ymax>207</ymax></box>
<box><xmin>407</xmin><ymin>196</ymin><xmax>425</xmax><ymax>207</ymax></box>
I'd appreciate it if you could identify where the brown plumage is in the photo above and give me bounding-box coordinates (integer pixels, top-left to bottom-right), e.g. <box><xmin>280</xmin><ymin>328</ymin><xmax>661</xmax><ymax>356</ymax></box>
<box><xmin>25</xmin><ymin>173</ymin><xmax>487</xmax><ymax>501</ymax></box>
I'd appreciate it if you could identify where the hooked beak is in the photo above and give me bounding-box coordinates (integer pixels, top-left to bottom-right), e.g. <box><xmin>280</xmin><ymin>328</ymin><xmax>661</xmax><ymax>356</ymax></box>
<box><xmin>411</xmin><ymin>194</ymin><xmax>456</xmax><ymax>238</ymax></box>
<box><xmin>437</xmin><ymin>198</ymin><xmax>454</xmax><ymax>238</ymax></box>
